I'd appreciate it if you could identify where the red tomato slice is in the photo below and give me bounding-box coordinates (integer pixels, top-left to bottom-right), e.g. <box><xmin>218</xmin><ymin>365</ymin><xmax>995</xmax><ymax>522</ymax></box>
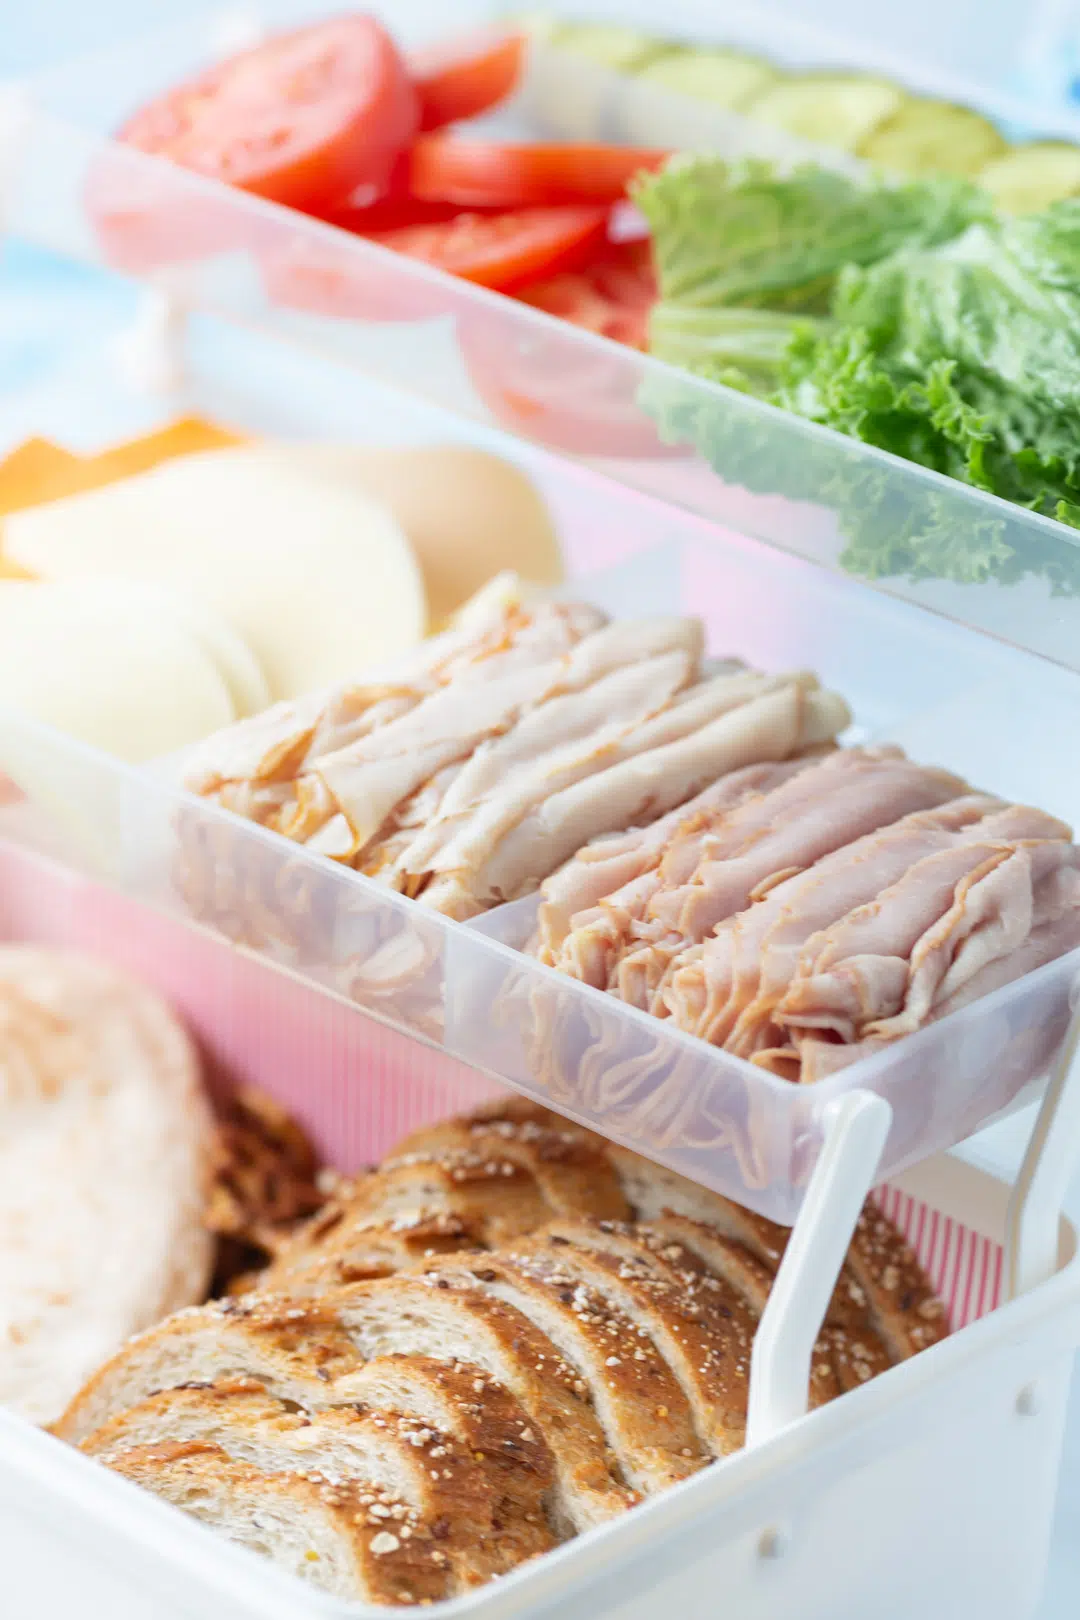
<box><xmin>316</xmin><ymin>192</ymin><xmax>467</xmax><ymax>233</ymax></box>
<box><xmin>366</xmin><ymin>205</ymin><xmax>610</xmax><ymax>291</ymax></box>
<box><xmin>516</xmin><ymin>239</ymin><xmax>656</xmax><ymax>349</ymax></box>
<box><xmin>459</xmin><ymin>306</ymin><xmax>675</xmax><ymax>458</ymax></box>
<box><xmin>118</xmin><ymin>16</ymin><xmax>418</xmax><ymax>213</ymax></box>
<box><xmin>410</xmin><ymin>30</ymin><xmax>526</xmax><ymax>131</ymax></box>
<box><xmin>407</xmin><ymin>138</ymin><xmax>670</xmax><ymax>207</ymax></box>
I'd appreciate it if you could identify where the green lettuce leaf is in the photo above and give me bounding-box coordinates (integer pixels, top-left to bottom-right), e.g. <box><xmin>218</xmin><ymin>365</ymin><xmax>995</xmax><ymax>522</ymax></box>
<box><xmin>638</xmin><ymin>161</ymin><xmax>1080</xmax><ymax>591</ymax></box>
<box><xmin>634</xmin><ymin>158</ymin><xmax>990</xmax><ymax>312</ymax></box>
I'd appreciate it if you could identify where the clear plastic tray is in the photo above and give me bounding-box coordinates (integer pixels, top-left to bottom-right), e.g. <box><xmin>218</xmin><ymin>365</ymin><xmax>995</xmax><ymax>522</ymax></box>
<box><xmin>2</xmin><ymin>262</ymin><xmax>1079</xmax><ymax>1223</ymax></box>
<box><xmin>7</xmin><ymin>0</ymin><xmax>1080</xmax><ymax>677</ymax></box>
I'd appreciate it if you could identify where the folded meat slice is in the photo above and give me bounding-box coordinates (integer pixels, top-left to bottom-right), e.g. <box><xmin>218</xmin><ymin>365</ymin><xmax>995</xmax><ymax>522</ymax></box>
<box><xmin>429</xmin><ymin>682</ymin><xmax>850</xmax><ymax>915</ymax></box>
<box><xmin>774</xmin><ymin>837</ymin><xmax>1075</xmax><ymax>1043</ymax></box>
<box><xmin>665</xmin><ymin>795</ymin><xmax>1027</xmax><ymax>1046</ymax></box>
<box><xmin>183</xmin><ymin>590</ymin><xmax>605</xmax><ymax>803</ymax></box>
<box><xmin>615</xmin><ymin>750</ymin><xmax>967</xmax><ymax>1014</ymax></box>
<box><xmin>393</xmin><ymin>650</ymin><xmax>697</xmax><ymax>883</ymax></box>
<box><xmin>866</xmin><ymin>842</ymin><xmax>1080</xmax><ymax>1042</ymax></box>
<box><xmin>400</xmin><ymin>617</ymin><xmax>704</xmax><ymax>848</ymax></box>
<box><xmin>534</xmin><ymin>759</ymin><xmax>811</xmax><ymax>966</ymax></box>
<box><xmin>554</xmin><ymin>758</ymin><xmax>832</xmax><ymax>993</ymax></box>
<box><xmin>646</xmin><ymin>750</ymin><xmax>965</xmax><ymax>946</ymax></box>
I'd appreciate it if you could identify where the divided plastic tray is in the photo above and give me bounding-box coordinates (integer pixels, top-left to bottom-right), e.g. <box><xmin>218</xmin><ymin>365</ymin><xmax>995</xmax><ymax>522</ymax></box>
<box><xmin>7</xmin><ymin>0</ymin><xmax>1080</xmax><ymax>677</ymax></box>
<box><xmin>2</xmin><ymin>274</ymin><xmax>1080</xmax><ymax>1223</ymax></box>
<box><xmin>3</xmin><ymin>838</ymin><xmax>1080</xmax><ymax>1620</ymax></box>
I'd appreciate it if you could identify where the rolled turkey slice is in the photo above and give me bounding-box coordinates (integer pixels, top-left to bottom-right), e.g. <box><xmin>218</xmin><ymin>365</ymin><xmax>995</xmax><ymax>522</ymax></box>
<box><xmin>182</xmin><ymin>592</ymin><xmax>604</xmax><ymax>798</ymax></box>
<box><xmin>773</xmin><ymin>837</ymin><xmax>1075</xmax><ymax>1042</ymax></box>
<box><xmin>662</xmin><ymin>795</ymin><xmax>1019</xmax><ymax>1045</ymax></box>
<box><xmin>866</xmin><ymin>841</ymin><xmax>1080</xmax><ymax>1041</ymax></box>
<box><xmin>613</xmin><ymin>750</ymin><xmax>966</xmax><ymax>1013</ymax></box>
<box><xmin>534</xmin><ymin>758</ymin><xmax>811</xmax><ymax>963</ymax></box>
<box><xmin>394</xmin><ymin>648</ymin><xmax>697</xmax><ymax>880</ymax></box>
<box><xmin>423</xmin><ymin>681</ymin><xmax>850</xmax><ymax>914</ymax></box>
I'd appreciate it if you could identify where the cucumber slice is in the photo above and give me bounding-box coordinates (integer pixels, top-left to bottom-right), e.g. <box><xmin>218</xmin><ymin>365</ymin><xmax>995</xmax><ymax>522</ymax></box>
<box><xmin>859</xmin><ymin>98</ymin><xmax>1005</xmax><ymax>177</ymax></box>
<box><xmin>747</xmin><ymin>74</ymin><xmax>904</xmax><ymax>153</ymax></box>
<box><xmin>978</xmin><ymin>142</ymin><xmax>1080</xmax><ymax>213</ymax></box>
<box><xmin>548</xmin><ymin>21</ymin><xmax>668</xmax><ymax>72</ymax></box>
<box><xmin>635</xmin><ymin>48</ymin><xmax>778</xmax><ymax>112</ymax></box>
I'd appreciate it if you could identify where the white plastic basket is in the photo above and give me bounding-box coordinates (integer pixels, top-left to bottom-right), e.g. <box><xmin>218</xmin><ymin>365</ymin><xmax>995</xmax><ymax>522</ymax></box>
<box><xmin>2</xmin><ymin>841</ymin><xmax>1079</xmax><ymax>1620</ymax></box>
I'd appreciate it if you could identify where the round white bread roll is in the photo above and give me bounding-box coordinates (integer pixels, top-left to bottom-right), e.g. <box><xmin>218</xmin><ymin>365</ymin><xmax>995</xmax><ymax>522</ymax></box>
<box><xmin>0</xmin><ymin>578</ymin><xmax>236</xmax><ymax>761</ymax></box>
<box><xmin>0</xmin><ymin>947</ymin><xmax>214</xmax><ymax>1425</ymax></box>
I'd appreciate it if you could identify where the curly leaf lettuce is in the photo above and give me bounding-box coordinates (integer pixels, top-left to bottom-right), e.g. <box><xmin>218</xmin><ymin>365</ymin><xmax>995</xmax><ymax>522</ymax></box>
<box><xmin>638</xmin><ymin>159</ymin><xmax>1080</xmax><ymax>590</ymax></box>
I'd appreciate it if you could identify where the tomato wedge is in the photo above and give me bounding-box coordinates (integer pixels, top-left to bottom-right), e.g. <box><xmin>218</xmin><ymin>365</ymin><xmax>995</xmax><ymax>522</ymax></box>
<box><xmin>366</xmin><ymin>205</ymin><xmax>610</xmax><ymax>291</ymax></box>
<box><xmin>516</xmin><ymin>240</ymin><xmax>657</xmax><ymax>349</ymax></box>
<box><xmin>408</xmin><ymin>138</ymin><xmax>670</xmax><ymax>207</ymax></box>
<box><xmin>118</xmin><ymin>16</ymin><xmax>418</xmax><ymax>213</ymax></box>
<box><xmin>410</xmin><ymin>30</ymin><xmax>526</xmax><ymax>131</ymax></box>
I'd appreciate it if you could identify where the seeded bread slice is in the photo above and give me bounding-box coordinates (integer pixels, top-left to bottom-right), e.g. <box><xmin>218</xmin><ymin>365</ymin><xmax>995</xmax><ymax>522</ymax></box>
<box><xmin>520</xmin><ymin>1224</ymin><xmax>754</xmax><ymax>1452</ymax></box>
<box><xmin>349</xmin><ymin>1154</ymin><xmax>553</xmax><ymax>1244</ymax></box>
<box><xmin>424</xmin><ymin>1253</ymin><xmax>708</xmax><ymax>1495</ymax></box>
<box><xmin>606</xmin><ymin>1149</ymin><xmax>924</xmax><ymax>1372</ymax></box>
<box><xmin>339</xmin><ymin>1355</ymin><xmax>557</xmax><ymax>1540</ymax></box>
<box><xmin>390</xmin><ymin>1119</ymin><xmax>630</xmax><ymax>1222</ymax></box>
<box><xmin>327</xmin><ymin>1275</ymin><xmax>635</xmax><ymax>1534</ymax></box>
<box><xmin>53</xmin><ymin>1296</ymin><xmax>364</xmax><ymax>1445</ymax></box>
<box><xmin>82</xmin><ymin>1380</ymin><xmax>551</xmax><ymax>1590</ymax></box>
<box><xmin>101</xmin><ymin>1440</ymin><xmax>452</xmax><ymax>1604</ymax></box>
<box><xmin>256</xmin><ymin>1210</ymin><xmax>480</xmax><ymax>1297</ymax></box>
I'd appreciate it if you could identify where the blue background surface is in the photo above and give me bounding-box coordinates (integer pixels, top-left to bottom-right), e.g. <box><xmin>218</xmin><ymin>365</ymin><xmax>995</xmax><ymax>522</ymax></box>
<box><xmin>0</xmin><ymin>1</ymin><xmax>1077</xmax><ymax>1613</ymax></box>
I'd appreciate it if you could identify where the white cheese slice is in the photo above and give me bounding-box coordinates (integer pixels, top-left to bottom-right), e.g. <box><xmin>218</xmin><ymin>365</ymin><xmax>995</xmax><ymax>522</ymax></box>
<box><xmin>5</xmin><ymin>451</ymin><xmax>426</xmax><ymax>702</ymax></box>
<box><xmin>0</xmin><ymin>578</ymin><xmax>235</xmax><ymax>762</ymax></box>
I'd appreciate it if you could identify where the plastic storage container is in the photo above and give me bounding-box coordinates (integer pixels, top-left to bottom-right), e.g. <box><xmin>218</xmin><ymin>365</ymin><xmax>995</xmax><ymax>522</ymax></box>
<box><xmin>1</xmin><ymin>268</ymin><xmax>1080</xmax><ymax>1229</ymax></box>
<box><xmin>7</xmin><ymin>0</ymin><xmax>1080</xmax><ymax>676</ymax></box>
<box><xmin>2</xmin><ymin>838</ymin><xmax>1080</xmax><ymax>1620</ymax></box>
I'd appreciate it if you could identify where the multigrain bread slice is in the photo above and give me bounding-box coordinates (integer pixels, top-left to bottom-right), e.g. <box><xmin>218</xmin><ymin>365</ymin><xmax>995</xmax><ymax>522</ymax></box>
<box><xmin>81</xmin><ymin>1380</ymin><xmax>553</xmax><ymax>1590</ymax></box>
<box><xmin>501</xmin><ymin>1231</ymin><xmax>748</xmax><ymax>1464</ymax></box>
<box><xmin>340</xmin><ymin>1355</ymin><xmax>557</xmax><ymax>1541</ymax></box>
<box><xmin>53</xmin><ymin>1296</ymin><xmax>366</xmax><ymax>1445</ymax></box>
<box><xmin>102</xmin><ymin>1440</ymin><xmax>452</xmax><ymax>1604</ymax></box>
<box><xmin>255</xmin><ymin>1210</ymin><xmax>481</xmax><ymax>1297</ymax></box>
<box><xmin>59</xmin><ymin>1277</ymin><xmax>629</xmax><ymax>1537</ymax></box>
<box><xmin>606</xmin><ymin>1147</ymin><xmax>934</xmax><ymax>1367</ymax></box>
<box><xmin>644</xmin><ymin>1213</ymin><xmax>884</xmax><ymax>1395</ymax></box>
<box><xmin>342</xmin><ymin>1153</ymin><xmax>555</xmax><ymax>1244</ymax></box>
<box><xmin>389</xmin><ymin>1118</ymin><xmax>631</xmax><ymax>1222</ymax></box>
<box><xmin>421</xmin><ymin>1253</ymin><xmax>708</xmax><ymax>1495</ymax></box>
<box><xmin>326</xmin><ymin>1275</ymin><xmax>636</xmax><ymax>1533</ymax></box>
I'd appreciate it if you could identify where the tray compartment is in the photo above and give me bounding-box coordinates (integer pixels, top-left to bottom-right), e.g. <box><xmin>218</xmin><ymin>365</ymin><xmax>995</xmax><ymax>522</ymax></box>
<box><xmin>9</xmin><ymin>1</ymin><xmax>1080</xmax><ymax>673</ymax></box>
<box><xmin>1</xmin><ymin>292</ymin><xmax>1079</xmax><ymax>1219</ymax></box>
<box><xmin>1</xmin><ymin>837</ymin><xmax>1077</xmax><ymax>1620</ymax></box>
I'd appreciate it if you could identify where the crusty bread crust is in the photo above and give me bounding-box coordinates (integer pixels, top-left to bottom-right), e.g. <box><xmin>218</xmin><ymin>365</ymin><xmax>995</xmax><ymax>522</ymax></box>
<box><xmin>65</xmin><ymin>1097</ymin><xmax>948</xmax><ymax>1606</ymax></box>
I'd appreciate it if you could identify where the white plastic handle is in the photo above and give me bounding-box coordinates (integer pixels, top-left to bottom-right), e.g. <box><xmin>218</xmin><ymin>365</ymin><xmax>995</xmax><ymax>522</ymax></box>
<box><xmin>1005</xmin><ymin>972</ymin><xmax>1080</xmax><ymax>1301</ymax></box>
<box><xmin>114</xmin><ymin>289</ymin><xmax>187</xmax><ymax>396</ymax></box>
<box><xmin>746</xmin><ymin>1089</ymin><xmax>892</xmax><ymax>1447</ymax></box>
